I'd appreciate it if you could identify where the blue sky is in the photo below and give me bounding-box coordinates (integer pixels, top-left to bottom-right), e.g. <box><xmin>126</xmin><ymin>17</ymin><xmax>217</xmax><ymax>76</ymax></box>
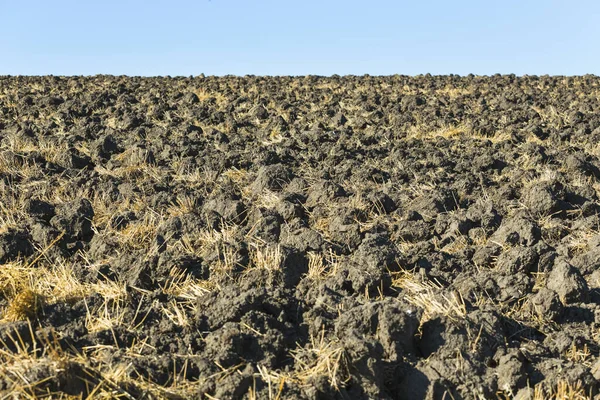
<box><xmin>1</xmin><ymin>0</ymin><xmax>598</xmax><ymax>76</ymax></box>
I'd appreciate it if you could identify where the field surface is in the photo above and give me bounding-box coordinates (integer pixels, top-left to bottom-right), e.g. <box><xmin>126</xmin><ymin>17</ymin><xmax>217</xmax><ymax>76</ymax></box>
<box><xmin>1</xmin><ymin>75</ymin><xmax>600</xmax><ymax>399</ymax></box>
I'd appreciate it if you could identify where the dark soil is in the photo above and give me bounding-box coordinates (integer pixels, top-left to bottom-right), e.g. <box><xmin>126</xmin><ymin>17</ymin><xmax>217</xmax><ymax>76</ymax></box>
<box><xmin>1</xmin><ymin>74</ymin><xmax>600</xmax><ymax>399</ymax></box>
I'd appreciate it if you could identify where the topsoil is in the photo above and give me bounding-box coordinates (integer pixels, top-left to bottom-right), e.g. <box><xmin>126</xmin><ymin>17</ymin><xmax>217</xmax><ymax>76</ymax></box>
<box><xmin>1</xmin><ymin>75</ymin><xmax>600</xmax><ymax>399</ymax></box>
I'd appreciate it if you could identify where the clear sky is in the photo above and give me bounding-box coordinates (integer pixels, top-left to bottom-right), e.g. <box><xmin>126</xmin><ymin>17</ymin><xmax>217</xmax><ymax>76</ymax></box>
<box><xmin>1</xmin><ymin>0</ymin><xmax>599</xmax><ymax>76</ymax></box>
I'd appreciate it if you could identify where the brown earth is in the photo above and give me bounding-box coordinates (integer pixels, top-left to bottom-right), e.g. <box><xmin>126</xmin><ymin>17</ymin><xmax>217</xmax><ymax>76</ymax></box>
<box><xmin>1</xmin><ymin>74</ymin><xmax>600</xmax><ymax>399</ymax></box>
